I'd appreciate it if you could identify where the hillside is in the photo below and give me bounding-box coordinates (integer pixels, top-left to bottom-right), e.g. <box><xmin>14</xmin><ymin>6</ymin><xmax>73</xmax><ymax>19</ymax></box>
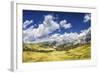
<box><xmin>23</xmin><ymin>43</ymin><xmax>91</xmax><ymax>62</ymax></box>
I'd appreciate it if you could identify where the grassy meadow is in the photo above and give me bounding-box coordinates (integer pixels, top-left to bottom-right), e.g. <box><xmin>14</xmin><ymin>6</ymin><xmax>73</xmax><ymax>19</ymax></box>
<box><xmin>22</xmin><ymin>43</ymin><xmax>91</xmax><ymax>62</ymax></box>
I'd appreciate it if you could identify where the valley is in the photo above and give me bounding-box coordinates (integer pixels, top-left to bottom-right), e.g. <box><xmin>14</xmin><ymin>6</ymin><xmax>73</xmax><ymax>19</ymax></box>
<box><xmin>23</xmin><ymin>43</ymin><xmax>91</xmax><ymax>62</ymax></box>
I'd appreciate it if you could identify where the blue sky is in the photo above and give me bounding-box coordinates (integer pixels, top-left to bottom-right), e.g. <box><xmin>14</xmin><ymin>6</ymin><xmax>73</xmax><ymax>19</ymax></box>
<box><xmin>23</xmin><ymin>10</ymin><xmax>91</xmax><ymax>43</ymax></box>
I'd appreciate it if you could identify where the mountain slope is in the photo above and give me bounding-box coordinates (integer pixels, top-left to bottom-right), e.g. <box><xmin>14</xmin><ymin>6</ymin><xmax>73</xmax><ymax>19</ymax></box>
<box><xmin>23</xmin><ymin>43</ymin><xmax>91</xmax><ymax>62</ymax></box>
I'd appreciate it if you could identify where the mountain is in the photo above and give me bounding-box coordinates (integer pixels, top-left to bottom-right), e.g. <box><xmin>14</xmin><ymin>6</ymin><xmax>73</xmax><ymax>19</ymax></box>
<box><xmin>50</xmin><ymin>28</ymin><xmax>91</xmax><ymax>46</ymax></box>
<box><xmin>24</xmin><ymin>27</ymin><xmax>91</xmax><ymax>48</ymax></box>
<box><xmin>75</xmin><ymin>27</ymin><xmax>91</xmax><ymax>45</ymax></box>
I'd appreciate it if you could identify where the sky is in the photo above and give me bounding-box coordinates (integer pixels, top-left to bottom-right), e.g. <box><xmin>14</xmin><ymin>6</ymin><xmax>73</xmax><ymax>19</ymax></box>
<box><xmin>23</xmin><ymin>10</ymin><xmax>91</xmax><ymax>43</ymax></box>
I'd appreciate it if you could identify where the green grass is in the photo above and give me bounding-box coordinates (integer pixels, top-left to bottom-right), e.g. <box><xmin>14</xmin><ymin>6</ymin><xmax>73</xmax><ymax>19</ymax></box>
<box><xmin>22</xmin><ymin>43</ymin><xmax>91</xmax><ymax>62</ymax></box>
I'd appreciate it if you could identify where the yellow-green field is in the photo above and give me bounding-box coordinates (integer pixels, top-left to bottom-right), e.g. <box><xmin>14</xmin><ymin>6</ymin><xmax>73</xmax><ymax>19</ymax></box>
<box><xmin>22</xmin><ymin>43</ymin><xmax>91</xmax><ymax>62</ymax></box>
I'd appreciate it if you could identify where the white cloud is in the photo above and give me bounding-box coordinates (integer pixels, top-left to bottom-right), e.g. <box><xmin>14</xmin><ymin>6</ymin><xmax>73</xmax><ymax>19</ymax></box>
<box><xmin>64</xmin><ymin>23</ymin><xmax>72</xmax><ymax>29</ymax></box>
<box><xmin>23</xmin><ymin>24</ymin><xmax>45</xmax><ymax>42</ymax></box>
<box><xmin>60</xmin><ymin>20</ymin><xmax>67</xmax><ymax>25</ymax></box>
<box><xmin>47</xmin><ymin>27</ymin><xmax>90</xmax><ymax>45</ymax></box>
<box><xmin>23</xmin><ymin>25</ymin><xmax>35</xmax><ymax>42</ymax></box>
<box><xmin>23</xmin><ymin>15</ymin><xmax>60</xmax><ymax>43</ymax></box>
<box><xmin>60</xmin><ymin>20</ymin><xmax>72</xmax><ymax>29</ymax></box>
<box><xmin>43</xmin><ymin>15</ymin><xmax>60</xmax><ymax>32</ymax></box>
<box><xmin>23</xmin><ymin>20</ymin><xmax>33</xmax><ymax>29</ymax></box>
<box><xmin>79</xmin><ymin>27</ymin><xmax>90</xmax><ymax>37</ymax></box>
<box><xmin>23</xmin><ymin>15</ymin><xmax>73</xmax><ymax>43</ymax></box>
<box><xmin>23</xmin><ymin>13</ymin><xmax>91</xmax><ymax>44</ymax></box>
<box><xmin>83</xmin><ymin>14</ymin><xmax>91</xmax><ymax>22</ymax></box>
<box><xmin>25</xmin><ymin>26</ymin><xmax>90</xmax><ymax>46</ymax></box>
<box><xmin>31</xmin><ymin>15</ymin><xmax>60</xmax><ymax>38</ymax></box>
<box><xmin>47</xmin><ymin>32</ymin><xmax>79</xmax><ymax>46</ymax></box>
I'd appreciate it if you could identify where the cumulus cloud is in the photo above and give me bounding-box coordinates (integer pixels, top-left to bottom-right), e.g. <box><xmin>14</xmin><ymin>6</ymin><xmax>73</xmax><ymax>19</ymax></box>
<box><xmin>79</xmin><ymin>27</ymin><xmax>90</xmax><ymax>37</ymax></box>
<box><xmin>49</xmin><ymin>32</ymin><xmax>79</xmax><ymax>46</ymax></box>
<box><xmin>23</xmin><ymin>25</ymin><xmax>35</xmax><ymax>42</ymax></box>
<box><xmin>23</xmin><ymin>24</ymin><xmax>45</xmax><ymax>42</ymax></box>
<box><xmin>43</xmin><ymin>15</ymin><xmax>60</xmax><ymax>33</ymax></box>
<box><xmin>24</xmin><ymin>26</ymin><xmax>90</xmax><ymax>46</ymax></box>
<box><xmin>23</xmin><ymin>15</ymin><xmax>60</xmax><ymax>43</ymax></box>
<box><xmin>49</xmin><ymin>27</ymin><xmax>90</xmax><ymax>45</ymax></box>
<box><xmin>23</xmin><ymin>15</ymin><xmax>90</xmax><ymax>44</ymax></box>
<box><xmin>23</xmin><ymin>20</ymin><xmax>33</xmax><ymax>29</ymax></box>
<box><xmin>60</xmin><ymin>20</ymin><xmax>72</xmax><ymax>29</ymax></box>
<box><xmin>23</xmin><ymin>15</ymin><xmax>63</xmax><ymax>42</ymax></box>
<box><xmin>83</xmin><ymin>14</ymin><xmax>91</xmax><ymax>22</ymax></box>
